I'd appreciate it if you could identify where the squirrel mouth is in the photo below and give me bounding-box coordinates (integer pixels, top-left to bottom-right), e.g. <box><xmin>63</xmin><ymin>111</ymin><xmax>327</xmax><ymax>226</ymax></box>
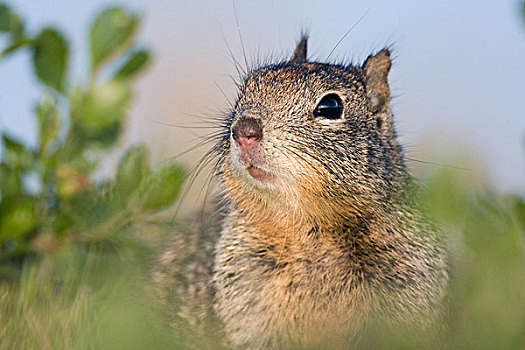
<box><xmin>246</xmin><ymin>163</ymin><xmax>273</xmax><ymax>181</ymax></box>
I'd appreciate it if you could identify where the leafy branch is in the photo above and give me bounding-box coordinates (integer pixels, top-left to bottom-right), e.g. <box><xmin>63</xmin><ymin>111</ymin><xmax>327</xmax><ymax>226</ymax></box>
<box><xmin>0</xmin><ymin>3</ymin><xmax>184</xmax><ymax>266</ymax></box>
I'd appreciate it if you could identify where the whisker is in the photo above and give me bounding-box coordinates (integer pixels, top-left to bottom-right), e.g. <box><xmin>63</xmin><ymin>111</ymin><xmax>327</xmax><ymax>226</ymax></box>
<box><xmin>159</xmin><ymin>133</ymin><xmax>226</xmax><ymax>164</ymax></box>
<box><xmin>221</xmin><ymin>30</ymin><xmax>246</xmax><ymax>80</ymax></box>
<box><xmin>171</xmin><ymin>143</ymin><xmax>225</xmax><ymax>219</ymax></box>
<box><xmin>214</xmin><ymin>81</ymin><xmax>235</xmax><ymax>110</ymax></box>
<box><xmin>232</xmin><ymin>0</ymin><xmax>249</xmax><ymax>73</ymax></box>
<box><xmin>149</xmin><ymin>119</ymin><xmax>220</xmax><ymax>130</ymax></box>
<box><xmin>405</xmin><ymin>157</ymin><xmax>472</xmax><ymax>171</ymax></box>
<box><xmin>198</xmin><ymin>157</ymin><xmax>221</xmax><ymax>220</ymax></box>
<box><xmin>225</xmin><ymin>73</ymin><xmax>243</xmax><ymax>91</ymax></box>
<box><xmin>326</xmin><ymin>10</ymin><xmax>369</xmax><ymax>61</ymax></box>
<box><xmin>285</xmin><ymin>140</ymin><xmax>336</xmax><ymax>178</ymax></box>
<box><xmin>179</xmin><ymin>112</ymin><xmax>228</xmax><ymax>124</ymax></box>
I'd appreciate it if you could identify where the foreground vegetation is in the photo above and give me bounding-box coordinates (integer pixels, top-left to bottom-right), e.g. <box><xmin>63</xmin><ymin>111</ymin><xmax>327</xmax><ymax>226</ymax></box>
<box><xmin>1</xmin><ymin>167</ymin><xmax>524</xmax><ymax>349</ymax></box>
<box><xmin>1</xmin><ymin>2</ymin><xmax>525</xmax><ymax>349</ymax></box>
<box><xmin>1</xmin><ymin>4</ymin><xmax>182</xmax><ymax>348</ymax></box>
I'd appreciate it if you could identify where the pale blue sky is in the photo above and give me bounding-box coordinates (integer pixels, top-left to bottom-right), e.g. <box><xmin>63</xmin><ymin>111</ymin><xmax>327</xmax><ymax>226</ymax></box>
<box><xmin>1</xmin><ymin>0</ymin><xmax>524</xmax><ymax>194</ymax></box>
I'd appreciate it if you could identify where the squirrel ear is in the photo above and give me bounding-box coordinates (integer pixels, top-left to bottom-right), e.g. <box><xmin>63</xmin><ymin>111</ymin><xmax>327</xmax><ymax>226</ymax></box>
<box><xmin>362</xmin><ymin>49</ymin><xmax>392</xmax><ymax>114</ymax></box>
<box><xmin>290</xmin><ymin>35</ymin><xmax>308</xmax><ymax>63</ymax></box>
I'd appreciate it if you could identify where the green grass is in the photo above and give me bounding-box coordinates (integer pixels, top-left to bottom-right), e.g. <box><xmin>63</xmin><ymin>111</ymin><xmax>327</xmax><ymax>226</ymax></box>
<box><xmin>0</xmin><ymin>242</ymin><xmax>178</xmax><ymax>349</ymax></box>
<box><xmin>423</xmin><ymin>168</ymin><xmax>525</xmax><ymax>349</ymax></box>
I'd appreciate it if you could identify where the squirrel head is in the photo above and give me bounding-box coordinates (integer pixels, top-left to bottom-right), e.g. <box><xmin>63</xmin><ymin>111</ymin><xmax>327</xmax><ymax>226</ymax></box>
<box><xmin>219</xmin><ymin>37</ymin><xmax>406</xmax><ymax>227</ymax></box>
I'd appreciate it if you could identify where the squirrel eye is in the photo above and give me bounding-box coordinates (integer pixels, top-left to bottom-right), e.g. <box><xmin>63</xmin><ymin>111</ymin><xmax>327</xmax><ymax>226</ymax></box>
<box><xmin>314</xmin><ymin>94</ymin><xmax>343</xmax><ymax>120</ymax></box>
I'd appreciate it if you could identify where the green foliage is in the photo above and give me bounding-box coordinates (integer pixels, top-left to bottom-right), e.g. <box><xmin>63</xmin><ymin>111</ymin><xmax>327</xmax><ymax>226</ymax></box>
<box><xmin>138</xmin><ymin>164</ymin><xmax>186</xmax><ymax>212</ymax></box>
<box><xmin>0</xmin><ymin>3</ymin><xmax>23</xmax><ymax>41</ymax></box>
<box><xmin>33</xmin><ymin>28</ymin><xmax>68</xmax><ymax>92</ymax></box>
<box><xmin>114</xmin><ymin>49</ymin><xmax>151</xmax><ymax>80</ymax></box>
<box><xmin>115</xmin><ymin>145</ymin><xmax>150</xmax><ymax>202</ymax></box>
<box><xmin>72</xmin><ymin>81</ymin><xmax>131</xmax><ymax>134</ymax></box>
<box><xmin>0</xmin><ymin>4</ymin><xmax>17</xmax><ymax>33</ymax></box>
<box><xmin>89</xmin><ymin>7</ymin><xmax>139</xmax><ymax>72</ymax></box>
<box><xmin>0</xmin><ymin>3</ymin><xmax>28</xmax><ymax>58</ymax></box>
<box><xmin>0</xmin><ymin>4</ymin><xmax>184</xmax><ymax>269</ymax></box>
<box><xmin>426</xmin><ymin>171</ymin><xmax>525</xmax><ymax>350</ymax></box>
<box><xmin>0</xmin><ymin>243</ymin><xmax>179</xmax><ymax>349</ymax></box>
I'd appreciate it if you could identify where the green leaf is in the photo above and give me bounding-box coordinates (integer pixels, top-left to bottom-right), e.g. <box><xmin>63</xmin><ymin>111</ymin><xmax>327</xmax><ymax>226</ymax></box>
<box><xmin>73</xmin><ymin>81</ymin><xmax>131</xmax><ymax>134</ymax></box>
<box><xmin>137</xmin><ymin>164</ymin><xmax>185</xmax><ymax>212</ymax></box>
<box><xmin>113</xmin><ymin>49</ymin><xmax>150</xmax><ymax>80</ymax></box>
<box><xmin>0</xmin><ymin>164</ymin><xmax>22</xmax><ymax>197</ymax></box>
<box><xmin>32</xmin><ymin>28</ymin><xmax>68</xmax><ymax>92</ymax></box>
<box><xmin>0</xmin><ymin>4</ymin><xmax>23</xmax><ymax>38</ymax></box>
<box><xmin>0</xmin><ymin>199</ymin><xmax>37</xmax><ymax>242</ymax></box>
<box><xmin>8</xmin><ymin>11</ymin><xmax>23</xmax><ymax>41</ymax></box>
<box><xmin>2</xmin><ymin>133</ymin><xmax>25</xmax><ymax>153</ymax></box>
<box><xmin>36</xmin><ymin>96</ymin><xmax>59</xmax><ymax>156</ymax></box>
<box><xmin>90</xmin><ymin>7</ymin><xmax>139</xmax><ymax>72</ymax></box>
<box><xmin>1</xmin><ymin>133</ymin><xmax>34</xmax><ymax>170</ymax></box>
<box><xmin>115</xmin><ymin>145</ymin><xmax>150</xmax><ymax>202</ymax></box>
<box><xmin>0</xmin><ymin>4</ymin><xmax>26</xmax><ymax>59</ymax></box>
<box><xmin>0</xmin><ymin>4</ymin><xmax>12</xmax><ymax>32</ymax></box>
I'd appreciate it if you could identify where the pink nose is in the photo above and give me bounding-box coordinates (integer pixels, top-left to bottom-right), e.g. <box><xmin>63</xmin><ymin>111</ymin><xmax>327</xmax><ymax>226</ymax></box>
<box><xmin>232</xmin><ymin>117</ymin><xmax>263</xmax><ymax>148</ymax></box>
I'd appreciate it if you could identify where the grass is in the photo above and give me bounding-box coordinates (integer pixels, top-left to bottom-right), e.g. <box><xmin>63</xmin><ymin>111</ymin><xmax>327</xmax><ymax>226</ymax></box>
<box><xmin>0</xmin><ymin>230</ymin><xmax>178</xmax><ymax>349</ymax></box>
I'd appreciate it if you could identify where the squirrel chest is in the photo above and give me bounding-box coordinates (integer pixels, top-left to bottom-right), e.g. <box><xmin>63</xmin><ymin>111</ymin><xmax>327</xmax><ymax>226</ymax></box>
<box><xmin>212</xmin><ymin>214</ymin><xmax>408</xmax><ymax>348</ymax></box>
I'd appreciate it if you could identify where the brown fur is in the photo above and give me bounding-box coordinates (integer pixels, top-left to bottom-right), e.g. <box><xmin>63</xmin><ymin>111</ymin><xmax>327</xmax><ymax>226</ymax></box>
<box><xmin>154</xmin><ymin>37</ymin><xmax>448</xmax><ymax>349</ymax></box>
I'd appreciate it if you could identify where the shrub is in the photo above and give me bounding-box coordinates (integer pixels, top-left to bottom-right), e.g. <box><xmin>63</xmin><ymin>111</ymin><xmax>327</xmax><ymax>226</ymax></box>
<box><xmin>0</xmin><ymin>4</ymin><xmax>184</xmax><ymax>273</ymax></box>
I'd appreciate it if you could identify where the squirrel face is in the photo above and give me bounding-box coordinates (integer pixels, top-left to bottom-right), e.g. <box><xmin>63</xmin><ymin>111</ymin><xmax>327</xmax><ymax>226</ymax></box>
<box><xmin>219</xmin><ymin>37</ymin><xmax>403</xmax><ymax>225</ymax></box>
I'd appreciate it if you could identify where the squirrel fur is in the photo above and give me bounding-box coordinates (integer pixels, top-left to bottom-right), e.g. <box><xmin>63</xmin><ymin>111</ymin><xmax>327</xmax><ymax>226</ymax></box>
<box><xmin>153</xmin><ymin>36</ymin><xmax>448</xmax><ymax>349</ymax></box>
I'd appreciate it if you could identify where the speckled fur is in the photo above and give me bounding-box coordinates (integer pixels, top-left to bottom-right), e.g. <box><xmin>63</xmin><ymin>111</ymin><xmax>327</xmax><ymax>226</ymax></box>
<box><xmin>154</xmin><ymin>37</ymin><xmax>448</xmax><ymax>349</ymax></box>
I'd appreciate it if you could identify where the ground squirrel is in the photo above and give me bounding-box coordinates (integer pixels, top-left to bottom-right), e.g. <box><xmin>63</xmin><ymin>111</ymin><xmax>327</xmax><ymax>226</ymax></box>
<box><xmin>153</xmin><ymin>36</ymin><xmax>448</xmax><ymax>349</ymax></box>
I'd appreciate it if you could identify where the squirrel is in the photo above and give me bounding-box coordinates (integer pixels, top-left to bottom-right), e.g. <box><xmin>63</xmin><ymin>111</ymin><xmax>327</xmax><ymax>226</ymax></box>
<box><xmin>153</xmin><ymin>36</ymin><xmax>448</xmax><ymax>349</ymax></box>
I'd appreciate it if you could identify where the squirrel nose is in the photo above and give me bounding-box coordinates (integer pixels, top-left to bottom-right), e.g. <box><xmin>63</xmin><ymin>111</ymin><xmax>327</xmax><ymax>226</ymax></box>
<box><xmin>232</xmin><ymin>117</ymin><xmax>263</xmax><ymax>148</ymax></box>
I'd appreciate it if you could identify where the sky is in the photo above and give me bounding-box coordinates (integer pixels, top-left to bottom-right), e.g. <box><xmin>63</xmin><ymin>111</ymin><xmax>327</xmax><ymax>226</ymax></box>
<box><xmin>1</xmin><ymin>0</ymin><xmax>524</xmax><ymax>196</ymax></box>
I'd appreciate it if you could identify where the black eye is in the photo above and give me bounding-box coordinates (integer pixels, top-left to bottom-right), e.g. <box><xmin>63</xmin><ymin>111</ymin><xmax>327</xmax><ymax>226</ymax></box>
<box><xmin>314</xmin><ymin>94</ymin><xmax>343</xmax><ymax>120</ymax></box>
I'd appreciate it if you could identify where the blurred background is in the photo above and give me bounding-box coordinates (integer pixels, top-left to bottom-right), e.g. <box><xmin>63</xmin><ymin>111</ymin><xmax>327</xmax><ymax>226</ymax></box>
<box><xmin>2</xmin><ymin>0</ymin><xmax>524</xmax><ymax>197</ymax></box>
